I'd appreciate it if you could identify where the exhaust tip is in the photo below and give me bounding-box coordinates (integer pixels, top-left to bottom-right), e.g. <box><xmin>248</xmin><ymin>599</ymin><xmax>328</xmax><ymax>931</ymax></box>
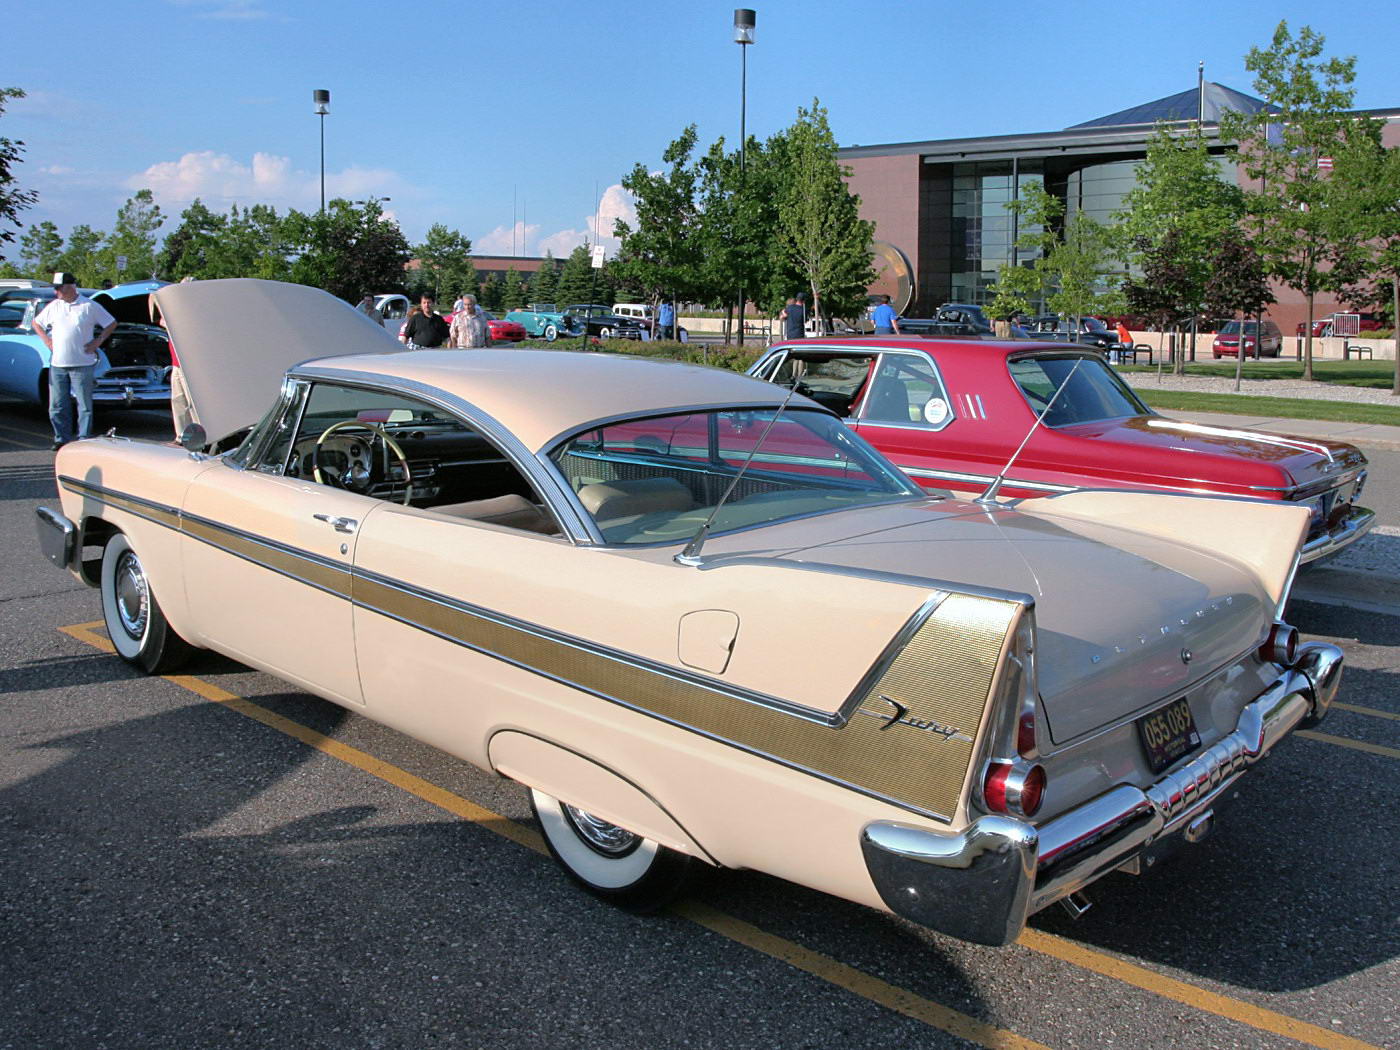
<box><xmin>1059</xmin><ymin>891</ymin><xmax>1092</xmax><ymax>919</ymax></box>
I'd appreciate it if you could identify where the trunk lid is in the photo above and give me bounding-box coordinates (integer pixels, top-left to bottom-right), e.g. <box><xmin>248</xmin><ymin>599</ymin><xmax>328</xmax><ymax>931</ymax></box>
<box><xmin>703</xmin><ymin>496</ymin><xmax>1277</xmax><ymax>744</ymax></box>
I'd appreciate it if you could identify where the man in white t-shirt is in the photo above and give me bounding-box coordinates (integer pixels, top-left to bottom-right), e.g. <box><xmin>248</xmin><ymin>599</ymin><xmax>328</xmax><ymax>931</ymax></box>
<box><xmin>32</xmin><ymin>272</ymin><xmax>117</xmax><ymax>449</ymax></box>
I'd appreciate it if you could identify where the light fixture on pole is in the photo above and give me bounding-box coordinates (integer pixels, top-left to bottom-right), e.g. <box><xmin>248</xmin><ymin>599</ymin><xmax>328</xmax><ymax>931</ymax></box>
<box><xmin>313</xmin><ymin>89</ymin><xmax>330</xmax><ymax>214</ymax></box>
<box><xmin>733</xmin><ymin>8</ymin><xmax>755</xmax><ymax>347</ymax></box>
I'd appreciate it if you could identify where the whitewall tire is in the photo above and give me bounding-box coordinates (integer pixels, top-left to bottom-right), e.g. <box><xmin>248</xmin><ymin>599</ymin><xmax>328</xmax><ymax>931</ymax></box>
<box><xmin>530</xmin><ymin>788</ymin><xmax>696</xmax><ymax>912</ymax></box>
<box><xmin>100</xmin><ymin>533</ymin><xmax>193</xmax><ymax>674</ymax></box>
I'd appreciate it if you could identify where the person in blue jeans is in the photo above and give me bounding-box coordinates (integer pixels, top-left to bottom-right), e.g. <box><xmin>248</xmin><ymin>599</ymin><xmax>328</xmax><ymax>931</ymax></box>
<box><xmin>32</xmin><ymin>272</ymin><xmax>116</xmax><ymax>449</ymax></box>
<box><xmin>657</xmin><ymin>301</ymin><xmax>675</xmax><ymax>340</ymax></box>
<box><xmin>871</xmin><ymin>295</ymin><xmax>901</xmax><ymax>335</ymax></box>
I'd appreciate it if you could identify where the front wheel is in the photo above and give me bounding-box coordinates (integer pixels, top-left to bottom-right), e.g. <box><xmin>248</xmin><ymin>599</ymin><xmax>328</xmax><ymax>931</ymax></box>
<box><xmin>101</xmin><ymin>533</ymin><xmax>193</xmax><ymax>674</ymax></box>
<box><xmin>543</xmin><ymin>324</ymin><xmax>559</xmax><ymax>342</ymax></box>
<box><xmin>599</xmin><ymin>326</ymin><xmax>613</xmax><ymax>339</ymax></box>
<box><xmin>529</xmin><ymin>788</ymin><xmax>697</xmax><ymax>912</ymax></box>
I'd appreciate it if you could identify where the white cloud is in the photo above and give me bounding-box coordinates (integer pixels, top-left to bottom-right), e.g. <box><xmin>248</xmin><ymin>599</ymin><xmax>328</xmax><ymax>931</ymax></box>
<box><xmin>474</xmin><ymin>222</ymin><xmax>541</xmax><ymax>257</ymax></box>
<box><xmin>126</xmin><ymin>150</ymin><xmax>405</xmax><ymax>215</ymax></box>
<box><xmin>167</xmin><ymin>0</ymin><xmax>282</xmax><ymax>21</ymax></box>
<box><xmin>513</xmin><ymin>184</ymin><xmax>638</xmax><ymax>259</ymax></box>
<box><xmin>40</xmin><ymin>165</ymin><xmax>74</xmax><ymax>176</ymax></box>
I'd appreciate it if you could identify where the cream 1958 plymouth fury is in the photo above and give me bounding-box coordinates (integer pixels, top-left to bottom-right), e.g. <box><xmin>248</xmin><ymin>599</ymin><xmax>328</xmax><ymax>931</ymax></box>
<box><xmin>37</xmin><ymin>280</ymin><xmax>1343</xmax><ymax>946</ymax></box>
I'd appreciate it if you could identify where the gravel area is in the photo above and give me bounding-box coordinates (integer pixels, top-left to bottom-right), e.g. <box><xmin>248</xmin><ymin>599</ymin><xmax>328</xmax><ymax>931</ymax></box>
<box><xmin>1325</xmin><ymin>524</ymin><xmax>1400</xmax><ymax>577</ymax></box>
<box><xmin>1127</xmin><ymin>370</ymin><xmax>1400</xmax><ymax>404</ymax></box>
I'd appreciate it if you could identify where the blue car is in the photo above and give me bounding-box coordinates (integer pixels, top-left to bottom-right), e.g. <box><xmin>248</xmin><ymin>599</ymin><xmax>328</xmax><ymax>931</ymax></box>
<box><xmin>0</xmin><ymin>280</ymin><xmax>173</xmax><ymax>409</ymax></box>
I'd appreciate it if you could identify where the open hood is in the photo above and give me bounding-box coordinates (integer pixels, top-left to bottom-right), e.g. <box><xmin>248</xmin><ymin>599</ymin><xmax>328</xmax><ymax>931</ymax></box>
<box><xmin>92</xmin><ymin>280</ymin><xmax>169</xmax><ymax>325</ymax></box>
<box><xmin>154</xmin><ymin>278</ymin><xmax>404</xmax><ymax>444</ymax></box>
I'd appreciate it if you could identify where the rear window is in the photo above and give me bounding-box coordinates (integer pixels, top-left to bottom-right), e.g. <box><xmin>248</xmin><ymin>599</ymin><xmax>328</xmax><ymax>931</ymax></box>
<box><xmin>1008</xmin><ymin>355</ymin><xmax>1149</xmax><ymax>426</ymax></box>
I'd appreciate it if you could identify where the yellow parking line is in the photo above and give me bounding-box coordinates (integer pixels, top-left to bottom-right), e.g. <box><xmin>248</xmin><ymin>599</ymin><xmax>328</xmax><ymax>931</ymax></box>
<box><xmin>1018</xmin><ymin>930</ymin><xmax>1378</xmax><ymax>1050</ymax></box>
<box><xmin>1297</xmin><ymin>730</ymin><xmax>1400</xmax><ymax>760</ymax></box>
<box><xmin>57</xmin><ymin>620</ymin><xmax>1039</xmax><ymax>1049</ymax></box>
<box><xmin>1331</xmin><ymin>701</ymin><xmax>1400</xmax><ymax>723</ymax></box>
<box><xmin>58</xmin><ymin>620</ymin><xmax>1383</xmax><ymax>1050</ymax></box>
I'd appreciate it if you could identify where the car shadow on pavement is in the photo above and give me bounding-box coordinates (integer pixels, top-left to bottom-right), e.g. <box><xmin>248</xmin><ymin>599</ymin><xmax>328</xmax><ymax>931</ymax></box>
<box><xmin>1028</xmin><ymin>664</ymin><xmax>1398</xmax><ymax>992</ymax></box>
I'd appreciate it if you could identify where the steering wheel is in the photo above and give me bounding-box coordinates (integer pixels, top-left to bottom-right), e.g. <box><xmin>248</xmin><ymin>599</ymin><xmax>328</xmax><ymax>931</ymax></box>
<box><xmin>312</xmin><ymin>420</ymin><xmax>414</xmax><ymax>505</ymax></box>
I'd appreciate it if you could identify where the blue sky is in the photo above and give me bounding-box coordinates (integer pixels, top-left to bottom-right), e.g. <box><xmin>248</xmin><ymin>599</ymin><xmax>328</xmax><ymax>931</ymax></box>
<box><xmin>7</xmin><ymin>0</ymin><xmax>1400</xmax><ymax>261</ymax></box>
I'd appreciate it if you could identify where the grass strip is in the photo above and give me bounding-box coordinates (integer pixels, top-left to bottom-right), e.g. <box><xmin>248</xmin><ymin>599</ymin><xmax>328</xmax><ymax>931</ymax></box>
<box><xmin>1134</xmin><ymin>389</ymin><xmax>1400</xmax><ymax>426</ymax></box>
<box><xmin>1119</xmin><ymin>359</ymin><xmax>1397</xmax><ymax>389</ymax></box>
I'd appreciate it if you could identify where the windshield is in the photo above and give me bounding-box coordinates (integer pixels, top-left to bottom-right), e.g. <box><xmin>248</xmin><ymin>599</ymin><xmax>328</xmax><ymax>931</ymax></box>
<box><xmin>1219</xmin><ymin>321</ymin><xmax>1264</xmax><ymax>335</ymax></box>
<box><xmin>550</xmin><ymin>408</ymin><xmax>921</xmax><ymax>545</ymax></box>
<box><xmin>1008</xmin><ymin>354</ymin><xmax>1149</xmax><ymax>426</ymax></box>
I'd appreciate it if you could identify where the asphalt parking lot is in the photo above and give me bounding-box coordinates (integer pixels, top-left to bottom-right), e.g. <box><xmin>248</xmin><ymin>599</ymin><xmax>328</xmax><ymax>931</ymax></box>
<box><xmin>1</xmin><ymin>403</ymin><xmax>1396</xmax><ymax>1050</ymax></box>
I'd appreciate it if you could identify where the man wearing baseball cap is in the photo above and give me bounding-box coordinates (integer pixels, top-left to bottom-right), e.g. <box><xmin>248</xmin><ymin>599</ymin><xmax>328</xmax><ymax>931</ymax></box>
<box><xmin>32</xmin><ymin>272</ymin><xmax>116</xmax><ymax>449</ymax></box>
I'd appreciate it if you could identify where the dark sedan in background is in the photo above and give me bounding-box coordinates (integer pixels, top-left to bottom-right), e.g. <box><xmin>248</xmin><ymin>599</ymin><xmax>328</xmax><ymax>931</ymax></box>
<box><xmin>562</xmin><ymin>304</ymin><xmax>649</xmax><ymax>340</ymax></box>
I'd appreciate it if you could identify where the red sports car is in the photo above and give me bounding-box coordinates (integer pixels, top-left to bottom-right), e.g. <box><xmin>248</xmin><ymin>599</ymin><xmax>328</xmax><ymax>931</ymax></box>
<box><xmin>445</xmin><ymin>310</ymin><xmax>527</xmax><ymax>343</ymax></box>
<box><xmin>749</xmin><ymin>337</ymin><xmax>1373</xmax><ymax>564</ymax></box>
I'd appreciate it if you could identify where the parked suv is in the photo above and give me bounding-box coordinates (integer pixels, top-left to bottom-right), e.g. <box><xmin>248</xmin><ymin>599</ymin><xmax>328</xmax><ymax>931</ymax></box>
<box><xmin>1212</xmin><ymin>319</ymin><xmax>1283</xmax><ymax>359</ymax></box>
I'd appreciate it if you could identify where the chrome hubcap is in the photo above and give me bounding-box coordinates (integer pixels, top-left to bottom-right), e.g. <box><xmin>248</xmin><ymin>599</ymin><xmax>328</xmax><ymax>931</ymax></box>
<box><xmin>562</xmin><ymin>804</ymin><xmax>641</xmax><ymax>856</ymax></box>
<box><xmin>115</xmin><ymin>550</ymin><xmax>150</xmax><ymax>639</ymax></box>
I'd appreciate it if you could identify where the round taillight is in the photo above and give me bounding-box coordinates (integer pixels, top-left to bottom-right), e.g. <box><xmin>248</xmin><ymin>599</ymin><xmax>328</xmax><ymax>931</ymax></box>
<box><xmin>1019</xmin><ymin>765</ymin><xmax>1046</xmax><ymax>818</ymax></box>
<box><xmin>982</xmin><ymin>761</ymin><xmax>1045</xmax><ymax>818</ymax></box>
<box><xmin>1259</xmin><ymin>622</ymin><xmax>1299</xmax><ymax>665</ymax></box>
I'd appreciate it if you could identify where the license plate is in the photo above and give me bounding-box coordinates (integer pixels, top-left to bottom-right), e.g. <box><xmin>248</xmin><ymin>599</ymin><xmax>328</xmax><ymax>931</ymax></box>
<box><xmin>1137</xmin><ymin>697</ymin><xmax>1201</xmax><ymax>773</ymax></box>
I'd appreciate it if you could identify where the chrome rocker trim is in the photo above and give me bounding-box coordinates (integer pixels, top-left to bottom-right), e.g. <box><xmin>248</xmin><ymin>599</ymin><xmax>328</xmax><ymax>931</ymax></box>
<box><xmin>1298</xmin><ymin>505</ymin><xmax>1374</xmax><ymax>564</ymax></box>
<box><xmin>859</xmin><ymin>642</ymin><xmax>1343</xmax><ymax>946</ymax></box>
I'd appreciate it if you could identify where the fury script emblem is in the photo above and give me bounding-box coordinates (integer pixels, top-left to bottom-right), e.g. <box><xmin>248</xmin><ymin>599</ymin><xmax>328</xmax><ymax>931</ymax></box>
<box><xmin>857</xmin><ymin>695</ymin><xmax>973</xmax><ymax>743</ymax></box>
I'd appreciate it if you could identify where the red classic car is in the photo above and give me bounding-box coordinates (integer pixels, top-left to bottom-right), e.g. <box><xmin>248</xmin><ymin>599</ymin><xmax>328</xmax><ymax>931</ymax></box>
<box><xmin>749</xmin><ymin>338</ymin><xmax>1373</xmax><ymax>563</ymax></box>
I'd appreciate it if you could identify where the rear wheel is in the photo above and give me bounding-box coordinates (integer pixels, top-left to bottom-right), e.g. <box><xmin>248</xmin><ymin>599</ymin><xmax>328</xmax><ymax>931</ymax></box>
<box><xmin>530</xmin><ymin>788</ymin><xmax>696</xmax><ymax>912</ymax></box>
<box><xmin>101</xmin><ymin>533</ymin><xmax>193</xmax><ymax>674</ymax></box>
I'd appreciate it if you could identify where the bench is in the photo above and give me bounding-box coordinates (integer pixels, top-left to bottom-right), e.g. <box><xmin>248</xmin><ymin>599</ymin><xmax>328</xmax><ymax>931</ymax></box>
<box><xmin>1128</xmin><ymin>344</ymin><xmax>1155</xmax><ymax>364</ymax></box>
<box><xmin>1344</xmin><ymin>343</ymin><xmax>1373</xmax><ymax>360</ymax></box>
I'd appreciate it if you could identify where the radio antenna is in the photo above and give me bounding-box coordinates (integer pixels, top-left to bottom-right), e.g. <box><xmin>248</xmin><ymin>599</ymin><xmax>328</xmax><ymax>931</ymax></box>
<box><xmin>976</xmin><ymin>355</ymin><xmax>1085</xmax><ymax>504</ymax></box>
<box><xmin>675</xmin><ymin>385</ymin><xmax>800</xmax><ymax>566</ymax></box>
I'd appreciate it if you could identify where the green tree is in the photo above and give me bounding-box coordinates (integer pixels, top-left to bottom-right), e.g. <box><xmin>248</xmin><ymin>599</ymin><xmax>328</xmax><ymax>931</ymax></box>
<box><xmin>1000</xmin><ymin>183</ymin><xmax>1122</xmax><ymax>331</ymax></box>
<box><xmin>613</xmin><ymin>126</ymin><xmax>704</xmax><ymax>320</ymax></box>
<box><xmin>282</xmin><ymin>197</ymin><xmax>410</xmax><ymax>302</ymax></box>
<box><xmin>99</xmin><ymin>189</ymin><xmax>165</xmax><ymax>281</ymax></box>
<box><xmin>554</xmin><ymin>244</ymin><xmax>596</xmax><ymax>305</ymax></box>
<box><xmin>1122</xmin><ymin>230</ymin><xmax>1201</xmax><ymax>371</ymax></box>
<box><xmin>1114</xmin><ymin>124</ymin><xmax>1244</xmax><ymax>328</ymax></box>
<box><xmin>159</xmin><ymin>199</ymin><xmax>225</xmax><ymax>279</ymax></box>
<box><xmin>1203</xmin><ymin>232</ymin><xmax>1276</xmax><ymax>389</ymax></box>
<box><xmin>0</xmin><ymin>87</ymin><xmax>38</xmax><ymax>260</ymax></box>
<box><xmin>478</xmin><ymin>273</ymin><xmax>503</xmax><ymax>312</ymax></box>
<box><xmin>775</xmin><ymin>100</ymin><xmax>875</xmax><ymax>329</ymax></box>
<box><xmin>413</xmin><ymin>223</ymin><xmax>477</xmax><ymax>302</ymax></box>
<box><xmin>986</xmin><ymin>262</ymin><xmax>1042</xmax><ymax>325</ymax></box>
<box><xmin>530</xmin><ymin>250</ymin><xmax>559</xmax><ymax>303</ymax></box>
<box><xmin>57</xmin><ymin>224</ymin><xmax>105</xmax><ymax>287</ymax></box>
<box><xmin>1221</xmin><ymin>21</ymin><xmax>1382</xmax><ymax>379</ymax></box>
<box><xmin>501</xmin><ymin>267</ymin><xmax>526</xmax><ymax>310</ymax></box>
<box><xmin>1330</xmin><ymin>135</ymin><xmax>1400</xmax><ymax>394</ymax></box>
<box><xmin>18</xmin><ymin>220</ymin><xmax>63</xmax><ymax>278</ymax></box>
<box><xmin>203</xmin><ymin>203</ymin><xmax>289</xmax><ymax>280</ymax></box>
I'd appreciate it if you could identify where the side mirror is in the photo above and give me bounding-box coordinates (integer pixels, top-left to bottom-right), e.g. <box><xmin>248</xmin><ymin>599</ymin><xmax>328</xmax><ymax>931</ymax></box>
<box><xmin>179</xmin><ymin>423</ymin><xmax>208</xmax><ymax>452</ymax></box>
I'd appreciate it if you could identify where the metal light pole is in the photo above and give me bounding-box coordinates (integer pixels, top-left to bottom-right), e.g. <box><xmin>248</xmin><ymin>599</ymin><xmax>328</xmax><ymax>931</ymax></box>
<box><xmin>734</xmin><ymin>9</ymin><xmax>755</xmax><ymax>347</ymax></box>
<box><xmin>313</xmin><ymin>89</ymin><xmax>330</xmax><ymax>214</ymax></box>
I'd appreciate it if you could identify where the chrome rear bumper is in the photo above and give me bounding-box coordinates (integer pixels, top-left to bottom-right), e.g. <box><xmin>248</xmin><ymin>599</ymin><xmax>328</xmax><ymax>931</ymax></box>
<box><xmin>1299</xmin><ymin>505</ymin><xmax>1374</xmax><ymax>564</ymax></box>
<box><xmin>860</xmin><ymin>642</ymin><xmax>1343</xmax><ymax>946</ymax></box>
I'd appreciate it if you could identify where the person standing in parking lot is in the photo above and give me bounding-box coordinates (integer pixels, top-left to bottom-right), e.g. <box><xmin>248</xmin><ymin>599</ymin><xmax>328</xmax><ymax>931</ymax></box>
<box><xmin>871</xmin><ymin>295</ymin><xmax>900</xmax><ymax>335</ymax></box>
<box><xmin>780</xmin><ymin>293</ymin><xmax>806</xmax><ymax>340</ymax></box>
<box><xmin>33</xmin><ymin>272</ymin><xmax>116</xmax><ymax>449</ymax></box>
<box><xmin>450</xmin><ymin>295</ymin><xmax>490</xmax><ymax>348</ymax></box>
<box><xmin>402</xmin><ymin>294</ymin><xmax>449</xmax><ymax>348</ymax></box>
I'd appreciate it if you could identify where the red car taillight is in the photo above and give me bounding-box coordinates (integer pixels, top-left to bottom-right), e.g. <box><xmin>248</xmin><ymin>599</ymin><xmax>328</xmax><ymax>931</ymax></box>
<box><xmin>1259</xmin><ymin>621</ymin><xmax>1299</xmax><ymax>665</ymax></box>
<box><xmin>983</xmin><ymin>760</ymin><xmax>1046</xmax><ymax>818</ymax></box>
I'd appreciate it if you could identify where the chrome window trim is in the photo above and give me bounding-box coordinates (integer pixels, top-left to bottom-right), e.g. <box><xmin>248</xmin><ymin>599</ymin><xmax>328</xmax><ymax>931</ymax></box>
<box><xmin>290</xmin><ymin>366</ymin><xmax>594</xmax><ymax>544</ymax></box>
<box><xmin>856</xmin><ymin>349</ymin><xmax>959</xmax><ymax>433</ymax></box>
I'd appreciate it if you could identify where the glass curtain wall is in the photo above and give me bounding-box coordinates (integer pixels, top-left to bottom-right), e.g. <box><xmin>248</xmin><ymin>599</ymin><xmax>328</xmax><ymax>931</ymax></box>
<box><xmin>949</xmin><ymin>162</ymin><xmax>1044</xmax><ymax>308</ymax></box>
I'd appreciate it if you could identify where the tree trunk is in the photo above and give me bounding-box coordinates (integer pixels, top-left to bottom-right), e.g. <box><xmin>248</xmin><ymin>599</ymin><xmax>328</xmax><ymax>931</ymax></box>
<box><xmin>1393</xmin><ymin>277</ymin><xmax>1399</xmax><ymax>396</ymax></box>
<box><xmin>1233</xmin><ymin>312</ymin><xmax>1245</xmax><ymax>392</ymax></box>
<box><xmin>1303</xmin><ymin>292</ymin><xmax>1315</xmax><ymax>381</ymax></box>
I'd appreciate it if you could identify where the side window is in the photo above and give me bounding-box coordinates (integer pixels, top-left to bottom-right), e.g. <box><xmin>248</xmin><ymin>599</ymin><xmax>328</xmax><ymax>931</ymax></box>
<box><xmin>774</xmin><ymin>354</ymin><xmax>874</xmax><ymax>417</ymax></box>
<box><xmin>859</xmin><ymin>354</ymin><xmax>953</xmax><ymax>428</ymax></box>
<box><xmin>260</xmin><ymin>381</ymin><xmax>560</xmax><ymax>536</ymax></box>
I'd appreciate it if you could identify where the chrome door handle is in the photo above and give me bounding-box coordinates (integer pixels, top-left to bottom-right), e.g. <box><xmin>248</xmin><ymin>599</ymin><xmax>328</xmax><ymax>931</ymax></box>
<box><xmin>313</xmin><ymin>513</ymin><xmax>358</xmax><ymax>534</ymax></box>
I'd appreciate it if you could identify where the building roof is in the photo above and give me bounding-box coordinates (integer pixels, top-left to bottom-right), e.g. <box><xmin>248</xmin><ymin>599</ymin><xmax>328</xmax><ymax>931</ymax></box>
<box><xmin>1067</xmin><ymin>82</ymin><xmax>1277</xmax><ymax>129</ymax></box>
